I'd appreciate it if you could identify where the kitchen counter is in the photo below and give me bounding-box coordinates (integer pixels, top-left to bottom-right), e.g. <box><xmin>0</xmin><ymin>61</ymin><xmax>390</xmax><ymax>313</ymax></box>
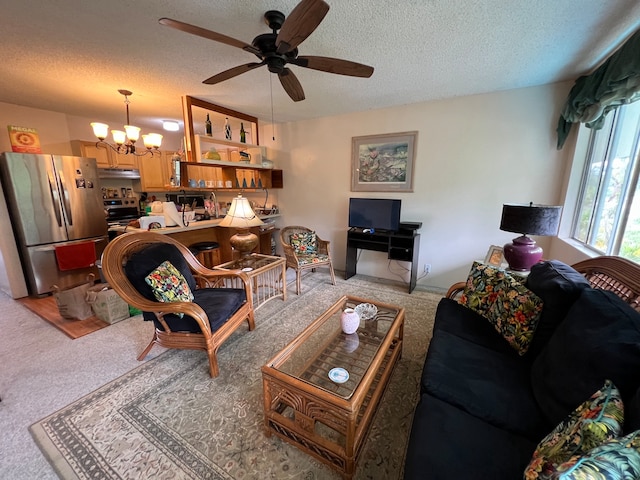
<box><xmin>108</xmin><ymin>214</ymin><xmax>280</xmax><ymax>235</ymax></box>
<box><xmin>108</xmin><ymin>214</ymin><xmax>280</xmax><ymax>263</ymax></box>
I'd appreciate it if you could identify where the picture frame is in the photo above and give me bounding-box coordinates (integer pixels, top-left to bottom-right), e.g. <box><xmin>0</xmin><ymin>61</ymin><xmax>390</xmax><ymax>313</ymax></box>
<box><xmin>484</xmin><ymin>245</ymin><xmax>505</xmax><ymax>267</ymax></box>
<box><xmin>351</xmin><ymin>131</ymin><xmax>418</xmax><ymax>192</ymax></box>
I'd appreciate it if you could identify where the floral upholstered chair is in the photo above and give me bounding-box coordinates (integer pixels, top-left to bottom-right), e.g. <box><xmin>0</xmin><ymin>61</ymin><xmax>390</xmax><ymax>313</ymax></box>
<box><xmin>280</xmin><ymin>226</ymin><xmax>336</xmax><ymax>294</ymax></box>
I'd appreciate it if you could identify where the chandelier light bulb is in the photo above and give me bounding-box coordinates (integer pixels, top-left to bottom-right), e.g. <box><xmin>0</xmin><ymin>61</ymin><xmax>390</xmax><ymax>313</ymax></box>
<box><xmin>143</xmin><ymin>133</ymin><xmax>163</xmax><ymax>149</ymax></box>
<box><xmin>90</xmin><ymin>122</ymin><xmax>109</xmax><ymax>140</ymax></box>
<box><xmin>111</xmin><ymin>130</ymin><xmax>127</xmax><ymax>145</ymax></box>
<box><xmin>124</xmin><ymin>125</ymin><xmax>140</xmax><ymax>142</ymax></box>
<box><xmin>149</xmin><ymin>133</ymin><xmax>163</xmax><ymax>148</ymax></box>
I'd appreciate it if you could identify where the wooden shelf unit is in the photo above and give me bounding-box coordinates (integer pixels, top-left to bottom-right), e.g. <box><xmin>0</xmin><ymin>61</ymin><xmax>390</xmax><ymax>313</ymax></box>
<box><xmin>180</xmin><ymin>96</ymin><xmax>280</xmax><ymax>190</ymax></box>
<box><xmin>179</xmin><ymin>161</ymin><xmax>283</xmax><ymax>190</ymax></box>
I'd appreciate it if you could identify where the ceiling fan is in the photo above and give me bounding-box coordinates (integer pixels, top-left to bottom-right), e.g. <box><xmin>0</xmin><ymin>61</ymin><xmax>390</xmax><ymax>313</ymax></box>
<box><xmin>159</xmin><ymin>0</ymin><xmax>374</xmax><ymax>102</ymax></box>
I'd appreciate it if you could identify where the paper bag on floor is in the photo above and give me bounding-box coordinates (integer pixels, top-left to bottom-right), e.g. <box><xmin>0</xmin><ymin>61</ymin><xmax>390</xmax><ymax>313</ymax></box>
<box><xmin>86</xmin><ymin>283</ymin><xmax>130</xmax><ymax>324</ymax></box>
<box><xmin>52</xmin><ymin>274</ymin><xmax>95</xmax><ymax>320</ymax></box>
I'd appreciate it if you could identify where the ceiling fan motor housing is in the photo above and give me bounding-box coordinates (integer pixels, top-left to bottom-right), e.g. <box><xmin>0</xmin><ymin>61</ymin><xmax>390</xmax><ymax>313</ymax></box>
<box><xmin>252</xmin><ymin>33</ymin><xmax>298</xmax><ymax>73</ymax></box>
<box><xmin>264</xmin><ymin>10</ymin><xmax>286</xmax><ymax>31</ymax></box>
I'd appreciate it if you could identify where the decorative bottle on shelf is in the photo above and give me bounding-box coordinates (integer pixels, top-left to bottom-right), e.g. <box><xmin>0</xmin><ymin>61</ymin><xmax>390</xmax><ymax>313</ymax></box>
<box><xmin>224</xmin><ymin>117</ymin><xmax>232</xmax><ymax>140</ymax></box>
<box><xmin>205</xmin><ymin>114</ymin><xmax>212</xmax><ymax>136</ymax></box>
<box><xmin>240</xmin><ymin>122</ymin><xmax>246</xmax><ymax>143</ymax></box>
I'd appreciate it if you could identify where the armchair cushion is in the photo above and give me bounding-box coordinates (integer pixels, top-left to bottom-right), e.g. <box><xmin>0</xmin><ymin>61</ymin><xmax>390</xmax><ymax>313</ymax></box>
<box><xmin>125</xmin><ymin>242</ymin><xmax>244</xmax><ymax>330</ymax></box>
<box><xmin>296</xmin><ymin>253</ymin><xmax>330</xmax><ymax>266</ymax></box>
<box><xmin>152</xmin><ymin>288</ymin><xmax>247</xmax><ymax>333</ymax></box>
<box><xmin>289</xmin><ymin>231</ymin><xmax>317</xmax><ymax>254</ymax></box>
<box><xmin>145</xmin><ymin>260</ymin><xmax>194</xmax><ymax>307</ymax></box>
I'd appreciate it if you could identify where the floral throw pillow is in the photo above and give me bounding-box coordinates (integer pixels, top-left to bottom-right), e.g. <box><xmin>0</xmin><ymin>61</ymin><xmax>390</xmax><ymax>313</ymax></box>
<box><xmin>145</xmin><ymin>261</ymin><xmax>194</xmax><ymax>317</ymax></box>
<box><xmin>460</xmin><ymin>261</ymin><xmax>506</xmax><ymax>317</ymax></box>
<box><xmin>485</xmin><ymin>271</ymin><xmax>544</xmax><ymax>355</ymax></box>
<box><xmin>460</xmin><ymin>261</ymin><xmax>543</xmax><ymax>355</ymax></box>
<box><xmin>290</xmin><ymin>231</ymin><xmax>317</xmax><ymax>254</ymax></box>
<box><xmin>524</xmin><ymin>380</ymin><xmax>624</xmax><ymax>480</ymax></box>
<box><xmin>550</xmin><ymin>430</ymin><xmax>640</xmax><ymax>479</ymax></box>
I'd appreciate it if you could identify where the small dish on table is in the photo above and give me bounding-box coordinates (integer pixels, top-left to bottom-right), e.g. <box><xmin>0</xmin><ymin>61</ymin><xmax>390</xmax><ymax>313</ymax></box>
<box><xmin>355</xmin><ymin>303</ymin><xmax>377</xmax><ymax>320</ymax></box>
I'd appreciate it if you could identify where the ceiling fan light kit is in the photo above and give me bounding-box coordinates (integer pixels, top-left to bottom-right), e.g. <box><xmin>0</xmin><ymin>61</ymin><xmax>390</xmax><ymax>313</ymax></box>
<box><xmin>159</xmin><ymin>0</ymin><xmax>373</xmax><ymax>102</ymax></box>
<box><xmin>91</xmin><ymin>89</ymin><xmax>163</xmax><ymax>156</ymax></box>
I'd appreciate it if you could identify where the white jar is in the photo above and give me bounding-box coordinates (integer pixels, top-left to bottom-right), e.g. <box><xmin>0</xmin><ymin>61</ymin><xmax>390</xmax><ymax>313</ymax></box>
<box><xmin>341</xmin><ymin>308</ymin><xmax>360</xmax><ymax>334</ymax></box>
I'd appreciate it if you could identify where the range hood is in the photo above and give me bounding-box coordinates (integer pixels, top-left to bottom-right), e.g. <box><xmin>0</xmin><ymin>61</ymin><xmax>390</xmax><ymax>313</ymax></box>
<box><xmin>98</xmin><ymin>168</ymin><xmax>140</xmax><ymax>179</ymax></box>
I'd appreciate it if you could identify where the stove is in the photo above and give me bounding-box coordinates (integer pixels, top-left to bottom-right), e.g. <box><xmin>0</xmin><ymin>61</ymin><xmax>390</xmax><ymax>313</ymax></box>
<box><xmin>104</xmin><ymin>196</ymin><xmax>140</xmax><ymax>226</ymax></box>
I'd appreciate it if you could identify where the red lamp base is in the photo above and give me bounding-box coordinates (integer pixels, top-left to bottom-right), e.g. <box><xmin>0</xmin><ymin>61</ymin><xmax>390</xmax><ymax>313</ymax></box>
<box><xmin>503</xmin><ymin>235</ymin><xmax>543</xmax><ymax>271</ymax></box>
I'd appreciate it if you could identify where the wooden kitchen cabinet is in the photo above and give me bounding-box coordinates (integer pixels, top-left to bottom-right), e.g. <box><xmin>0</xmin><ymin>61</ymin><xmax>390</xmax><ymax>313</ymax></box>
<box><xmin>112</xmin><ymin>151</ymin><xmax>139</xmax><ymax>169</ymax></box>
<box><xmin>138</xmin><ymin>152</ymin><xmax>175</xmax><ymax>191</ymax></box>
<box><xmin>71</xmin><ymin>140</ymin><xmax>138</xmax><ymax>169</ymax></box>
<box><xmin>71</xmin><ymin>140</ymin><xmax>111</xmax><ymax>167</ymax></box>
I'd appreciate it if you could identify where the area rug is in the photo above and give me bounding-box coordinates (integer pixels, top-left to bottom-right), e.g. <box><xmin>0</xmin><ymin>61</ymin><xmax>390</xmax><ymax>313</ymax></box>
<box><xmin>30</xmin><ymin>275</ymin><xmax>441</xmax><ymax>479</ymax></box>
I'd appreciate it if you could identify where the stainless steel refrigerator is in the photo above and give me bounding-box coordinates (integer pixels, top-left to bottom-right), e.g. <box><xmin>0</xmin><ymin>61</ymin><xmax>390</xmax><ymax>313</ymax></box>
<box><xmin>0</xmin><ymin>152</ymin><xmax>108</xmax><ymax>296</ymax></box>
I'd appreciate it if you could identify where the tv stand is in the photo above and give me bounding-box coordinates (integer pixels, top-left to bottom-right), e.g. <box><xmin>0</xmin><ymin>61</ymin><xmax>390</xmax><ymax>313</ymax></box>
<box><xmin>345</xmin><ymin>226</ymin><xmax>421</xmax><ymax>293</ymax></box>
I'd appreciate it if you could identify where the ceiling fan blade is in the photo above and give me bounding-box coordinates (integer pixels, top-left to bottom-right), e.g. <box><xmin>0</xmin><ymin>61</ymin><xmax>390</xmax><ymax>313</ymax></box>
<box><xmin>159</xmin><ymin>18</ymin><xmax>262</xmax><ymax>56</ymax></box>
<box><xmin>278</xmin><ymin>68</ymin><xmax>305</xmax><ymax>102</ymax></box>
<box><xmin>291</xmin><ymin>56</ymin><xmax>374</xmax><ymax>78</ymax></box>
<box><xmin>203</xmin><ymin>62</ymin><xmax>265</xmax><ymax>85</ymax></box>
<box><xmin>276</xmin><ymin>0</ymin><xmax>330</xmax><ymax>54</ymax></box>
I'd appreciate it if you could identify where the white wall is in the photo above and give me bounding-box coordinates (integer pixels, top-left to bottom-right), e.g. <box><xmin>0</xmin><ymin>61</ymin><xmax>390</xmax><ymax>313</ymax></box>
<box><xmin>0</xmin><ymin>102</ymin><xmax>74</xmax><ymax>154</ymax></box>
<box><xmin>0</xmin><ymin>100</ymin><xmax>184</xmax><ymax>155</ymax></box>
<box><xmin>276</xmin><ymin>82</ymin><xmax>574</xmax><ymax>289</ymax></box>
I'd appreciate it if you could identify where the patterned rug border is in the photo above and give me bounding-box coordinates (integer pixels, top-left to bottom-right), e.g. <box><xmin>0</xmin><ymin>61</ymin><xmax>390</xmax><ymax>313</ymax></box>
<box><xmin>30</xmin><ymin>275</ymin><xmax>441</xmax><ymax>480</ymax></box>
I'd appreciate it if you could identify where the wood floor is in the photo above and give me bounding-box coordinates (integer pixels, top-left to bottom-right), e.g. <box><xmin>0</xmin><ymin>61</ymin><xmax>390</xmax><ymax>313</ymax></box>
<box><xmin>18</xmin><ymin>295</ymin><xmax>108</xmax><ymax>339</ymax></box>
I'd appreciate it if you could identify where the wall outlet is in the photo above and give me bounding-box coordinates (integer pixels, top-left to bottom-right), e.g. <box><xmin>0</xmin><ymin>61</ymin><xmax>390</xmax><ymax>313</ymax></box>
<box><xmin>424</xmin><ymin>263</ymin><xmax>431</xmax><ymax>274</ymax></box>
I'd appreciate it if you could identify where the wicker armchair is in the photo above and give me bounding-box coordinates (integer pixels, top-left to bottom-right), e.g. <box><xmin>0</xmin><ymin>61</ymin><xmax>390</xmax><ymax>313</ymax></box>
<box><xmin>101</xmin><ymin>232</ymin><xmax>255</xmax><ymax>378</ymax></box>
<box><xmin>280</xmin><ymin>226</ymin><xmax>336</xmax><ymax>294</ymax></box>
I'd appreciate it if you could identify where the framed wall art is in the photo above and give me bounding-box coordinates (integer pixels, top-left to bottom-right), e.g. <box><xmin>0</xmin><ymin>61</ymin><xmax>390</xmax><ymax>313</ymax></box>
<box><xmin>351</xmin><ymin>131</ymin><xmax>417</xmax><ymax>192</ymax></box>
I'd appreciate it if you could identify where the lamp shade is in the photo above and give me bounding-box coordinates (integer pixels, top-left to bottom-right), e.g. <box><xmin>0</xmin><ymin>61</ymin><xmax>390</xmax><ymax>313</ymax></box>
<box><xmin>500</xmin><ymin>203</ymin><xmax>562</xmax><ymax>236</ymax></box>
<box><xmin>219</xmin><ymin>194</ymin><xmax>263</xmax><ymax>262</ymax></box>
<box><xmin>218</xmin><ymin>194</ymin><xmax>264</xmax><ymax>228</ymax></box>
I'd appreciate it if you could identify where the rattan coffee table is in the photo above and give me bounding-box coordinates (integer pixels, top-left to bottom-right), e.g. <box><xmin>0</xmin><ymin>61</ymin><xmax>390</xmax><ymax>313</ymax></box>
<box><xmin>261</xmin><ymin>295</ymin><xmax>405</xmax><ymax>478</ymax></box>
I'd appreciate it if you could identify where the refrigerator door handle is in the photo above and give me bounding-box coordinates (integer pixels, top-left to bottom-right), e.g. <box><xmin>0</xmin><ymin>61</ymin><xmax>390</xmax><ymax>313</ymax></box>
<box><xmin>58</xmin><ymin>171</ymin><xmax>73</xmax><ymax>226</ymax></box>
<box><xmin>47</xmin><ymin>169</ymin><xmax>63</xmax><ymax>227</ymax></box>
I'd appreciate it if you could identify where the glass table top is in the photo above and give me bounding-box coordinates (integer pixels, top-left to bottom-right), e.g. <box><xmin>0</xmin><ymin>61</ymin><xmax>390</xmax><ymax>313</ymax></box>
<box><xmin>267</xmin><ymin>296</ymin><xmax>402</xmax><ymax>399</ymax></box>
<box><xmin>217</xmin><ymin>254</ymin><xmax>282</xmax><ymax>271</ymax></box>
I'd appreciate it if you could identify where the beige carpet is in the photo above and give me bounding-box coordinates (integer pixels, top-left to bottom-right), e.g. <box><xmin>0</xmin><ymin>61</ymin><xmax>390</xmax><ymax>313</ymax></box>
<box><xmin>30</xmin><ymin>274</ymin><xmax>441</xmax><ymax>479</ymax></box>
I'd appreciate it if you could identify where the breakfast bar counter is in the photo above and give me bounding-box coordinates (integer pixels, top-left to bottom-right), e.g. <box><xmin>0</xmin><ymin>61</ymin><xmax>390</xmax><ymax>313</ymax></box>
<box><xmin>109</xmin><ymin>214</ymin><xmax>279</xmax><ymax>263</ymax></box>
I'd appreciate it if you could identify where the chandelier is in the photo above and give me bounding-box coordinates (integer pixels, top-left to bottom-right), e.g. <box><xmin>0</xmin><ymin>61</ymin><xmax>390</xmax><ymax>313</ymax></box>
<box><xmin>90</xmin><ymin>89</ymin><xmax>163</xmax><ymax>156</ymax></box>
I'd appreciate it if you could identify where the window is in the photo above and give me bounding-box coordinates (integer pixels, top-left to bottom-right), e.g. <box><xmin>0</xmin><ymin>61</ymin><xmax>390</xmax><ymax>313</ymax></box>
<box><xmin>572</xmin><ymin>101</ymin><xmax>640</xmax><ymax>261</ymax></box>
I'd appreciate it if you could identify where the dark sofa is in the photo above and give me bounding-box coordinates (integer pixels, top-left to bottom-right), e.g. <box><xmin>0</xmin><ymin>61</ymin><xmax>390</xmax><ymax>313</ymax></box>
<box><xmin>404</xmin><ymin>257</ymin><xmax>640</xmax><ymax>479</ymax></box>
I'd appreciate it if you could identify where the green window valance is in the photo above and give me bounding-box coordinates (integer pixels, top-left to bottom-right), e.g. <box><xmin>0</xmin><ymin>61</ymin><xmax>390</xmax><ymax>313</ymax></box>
<box><xmin>557</xmin><ymin>28</ymin><xmax>640</xmax><ymax>149</ymax></box>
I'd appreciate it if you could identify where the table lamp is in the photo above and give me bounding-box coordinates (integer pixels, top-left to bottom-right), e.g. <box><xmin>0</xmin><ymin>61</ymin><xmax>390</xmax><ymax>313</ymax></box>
<box><xmin>499</xmin><ymin>202</ymin><xmax>562</xmax><ymax>271</ymax></box>
<box><xmin>218</xmin><ymin>194</ymin><xmax>264</xmax><ymax>261</ymax></box>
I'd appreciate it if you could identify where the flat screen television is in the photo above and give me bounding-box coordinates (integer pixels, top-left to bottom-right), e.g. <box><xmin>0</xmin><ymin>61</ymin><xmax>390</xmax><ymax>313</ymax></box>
<box><xmin>348</xmin><ymin>198</ymin><xmax>401</xmax><ymax>232</ymax></box>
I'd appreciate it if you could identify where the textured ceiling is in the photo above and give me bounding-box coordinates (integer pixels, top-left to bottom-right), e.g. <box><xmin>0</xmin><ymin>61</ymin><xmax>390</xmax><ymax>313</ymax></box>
<box><xmin>1</xmin><ymin>0</ymin><xmax>639</xmax><ymax>128</ymax></box>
